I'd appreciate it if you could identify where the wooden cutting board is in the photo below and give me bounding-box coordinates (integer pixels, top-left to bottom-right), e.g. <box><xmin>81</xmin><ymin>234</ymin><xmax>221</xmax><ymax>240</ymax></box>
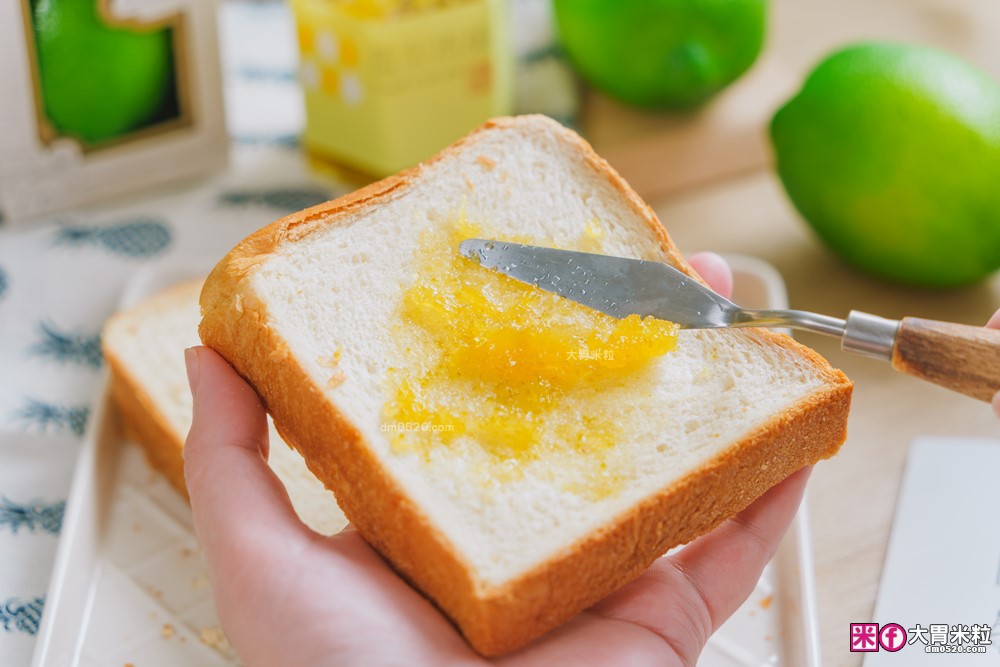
<box><xmin>583</xmin><ymin>57</ymin><xmax>797</xmax><ymax>201</ymax></box>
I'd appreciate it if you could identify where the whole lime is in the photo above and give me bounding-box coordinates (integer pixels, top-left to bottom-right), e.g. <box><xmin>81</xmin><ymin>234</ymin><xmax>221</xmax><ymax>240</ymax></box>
<box><xmin>31</xmin><ymin>0</ymin><xmax>175</xmax><ymax>145</ymax></box>
<box><xmin>553</xmin><ymin>0</ymin><xmax>767</xmax><ymax>109</ymax></box>
<box><xmin>771</xmin><ymin>43</ymin><xmax>1000</xmax><ymax>287</ymax></box>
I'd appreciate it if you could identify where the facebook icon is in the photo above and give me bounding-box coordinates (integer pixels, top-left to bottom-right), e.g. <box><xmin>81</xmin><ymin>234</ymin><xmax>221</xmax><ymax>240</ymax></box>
<box><xmin>879</xmin><ymin>624</ymin><xmax>907</xmax><ymax>652</ymax></box>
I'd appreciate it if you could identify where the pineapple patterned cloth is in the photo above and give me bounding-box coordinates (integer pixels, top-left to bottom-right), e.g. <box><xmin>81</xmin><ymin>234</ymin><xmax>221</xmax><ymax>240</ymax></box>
<box><xmin>0</xmin><ymin>1</ymin><xmax>575</xmax><ymax>663</ymax></box>
<box><xmin>0</xmin><ymin>3</ymin><xmax>342</xmax><ymax>663</ymax></box>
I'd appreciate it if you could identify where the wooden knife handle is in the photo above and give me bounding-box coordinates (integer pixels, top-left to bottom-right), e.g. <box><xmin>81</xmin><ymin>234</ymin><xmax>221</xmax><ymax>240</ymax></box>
<box><xmin>891</xmin><ymin>317</ymin><xmax>1000</xmax><ymax>402</ymax></box>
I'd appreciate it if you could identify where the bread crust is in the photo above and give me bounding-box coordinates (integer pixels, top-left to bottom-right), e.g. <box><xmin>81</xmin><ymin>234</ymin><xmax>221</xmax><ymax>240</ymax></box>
<box><xmin>198</xmin><ymin>115</ymin><xmax>853</xmax><ymax>656</ymax></box>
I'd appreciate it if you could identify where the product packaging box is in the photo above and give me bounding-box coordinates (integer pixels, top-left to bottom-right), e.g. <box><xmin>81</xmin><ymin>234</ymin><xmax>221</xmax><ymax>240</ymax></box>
<box><xmin>291</xmin><ymin>0</ymin><xmax>512</xmax><ymax>177</ymax></box>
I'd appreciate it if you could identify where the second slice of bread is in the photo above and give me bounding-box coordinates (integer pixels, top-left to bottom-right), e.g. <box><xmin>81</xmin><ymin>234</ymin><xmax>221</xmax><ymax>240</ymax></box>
<box><xmin>103</xmin><ymin>280</ymin><xmax>348</xmax><ymax>536</ymax></box>
<box><xmin>200</xmin><ymin>115</ymin><xmax>852</xmax><ymax>655</ymax></box>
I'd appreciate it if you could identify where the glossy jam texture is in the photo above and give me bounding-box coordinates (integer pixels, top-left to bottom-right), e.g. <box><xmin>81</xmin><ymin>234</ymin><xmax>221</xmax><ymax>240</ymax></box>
<box><xmin>383</xmin><ymin>215</ymin><xmax>679</xmax><ymax>494</ymax></box>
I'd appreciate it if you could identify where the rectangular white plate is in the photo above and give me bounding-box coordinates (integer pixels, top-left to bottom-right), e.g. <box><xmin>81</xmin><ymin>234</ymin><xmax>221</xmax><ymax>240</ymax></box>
<box><xmin>864</xmin><ymin>437</ymin><xmax>1000</xmax><ymax>666</ymax></box>
<box><xmin>31</xmin><ymin>254</ymin><xmax>821</xmax><ymax>667</ymax></box>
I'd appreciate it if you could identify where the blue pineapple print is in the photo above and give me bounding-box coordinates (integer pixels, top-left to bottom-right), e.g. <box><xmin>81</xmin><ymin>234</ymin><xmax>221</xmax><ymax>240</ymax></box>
<box><xmin>15</xmin><ymin>399</ymin><xmax>89</xmax><ymax>437</ymax></box>
<box><xmin>0</xmin><ymin>497</ymin><xmax>65</xmax><ymax>534</ymax></box>
<box><xmin>30</xmin><ymin>322</ymin><xmax>102</xmax><ymax>369</ymax></box>
<box><xmin>54</xmin><ymin>219</ymin><xmax>171</xmax><ymax>257</ymax></box>
<box><xmin>231</xmin><ymin>133</ymin><xmax>299</xmax><ymax>149</ymax></box>
<box><xmin>0</xmin><ymin>597</ymin><xmax>44</xmax><ymax>636</ymax></box>
<box><xmin>220</xmin><ymin>188</ymin><xmax>331</xmax><ymax>212</ymax></box>
<box><xmin>235</xmin><ymin>67</ymin><xmax>296</xmax><ymax>83</ymax></box>
<box><xmin>0</xmin><ymin>266</ymin><xmax>7</xmax><ymax>300</ymax></box>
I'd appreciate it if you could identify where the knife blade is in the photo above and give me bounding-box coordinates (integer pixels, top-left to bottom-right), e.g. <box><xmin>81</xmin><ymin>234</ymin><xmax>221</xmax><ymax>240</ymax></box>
<box><xmin>457</xmin><ymin>238</ymin><xmax>738</xmax><ymax>329</ymax></box>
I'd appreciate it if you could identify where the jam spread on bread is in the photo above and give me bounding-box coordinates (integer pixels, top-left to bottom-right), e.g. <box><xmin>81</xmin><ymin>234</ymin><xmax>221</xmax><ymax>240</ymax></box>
<box><xmin>383</xmin><ymin>214</ymin><xmax>678</xmax><ymax>497</ymax></box>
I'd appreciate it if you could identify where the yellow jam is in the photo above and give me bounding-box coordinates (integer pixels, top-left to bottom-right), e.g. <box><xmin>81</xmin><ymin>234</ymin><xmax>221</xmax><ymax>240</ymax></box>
<box><xmin>383</xmin><ymin>214</ymin><xmax>679</xmax><ymax>497</ymax></box>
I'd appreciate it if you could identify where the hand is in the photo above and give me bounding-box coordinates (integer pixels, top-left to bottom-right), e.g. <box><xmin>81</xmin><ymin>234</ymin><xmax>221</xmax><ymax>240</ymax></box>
<box><xmin>989</xmin><ymin>309</ymin><xmax>1000</xmax><ymax>418</ymax></box>
<box><xmin>183</xmin><ymin>252</ymin><xmax>808</xmax><ymax>667</ymax></box>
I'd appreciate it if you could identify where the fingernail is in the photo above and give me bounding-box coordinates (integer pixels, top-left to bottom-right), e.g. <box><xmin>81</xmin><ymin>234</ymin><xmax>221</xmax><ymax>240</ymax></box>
<box><xmin>185</xmin><ymin>347</ymin><xmax>201</xmax><ymax>396</ymax></box>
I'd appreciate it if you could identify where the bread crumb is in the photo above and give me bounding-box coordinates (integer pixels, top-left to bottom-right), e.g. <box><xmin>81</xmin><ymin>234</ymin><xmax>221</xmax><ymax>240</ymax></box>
<box><xmin>476</xmin><ymin>155</ymin><xmax>496</xmax><ymax>170</ymax></box>
<box><xmin>464</xmin><ymin>176</ymin><xmax>475</xmax><ymax>191</ymax></box>
<box><xmin>161</xmin><ymin>623</ymin><xmax>175</xmax><ymax>639</ymax></box>
<box><xmin>327</xmin><ymin>372</ymin><xmax>347</xmax><ymax>388</ymax></box>
<box><xmin>200</xmin><ymin>625</ymin><xmax>231</xmax><ymax>652</ymax></box>
<box><xmin>125</xmin><ymin>663</ymin><xmax>135</xmax><ymax>667</ymax></box>
<box><xmin>318</xmin><ymin>348</ymin><xmax>342</xmax><ymax>369</ymax></box>
<box><xmin>180</xmin><ymin>547</ymin><xmax>193</xmax><ymax>558</ymax></box>
<box><xmin>189</xmin><ymin>575</ymin><xmax>211</xmax><ymax>589</ymax></box>
<box><xmin>759</xmin><ymin>595</ymin><xmax>773</xmax><ymax>609</ymax></box>
<box><xmin>145</xmin><ymin>585</ymin><xmax>163</xmax><ymax>599</ymax></box>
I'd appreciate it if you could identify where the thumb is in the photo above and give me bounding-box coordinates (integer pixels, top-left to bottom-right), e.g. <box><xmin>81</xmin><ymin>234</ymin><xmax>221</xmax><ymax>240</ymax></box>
<box><xmin>687</xmin><ymin>252</ymin><xmax>733</xmax><ymax>300</ymax></box>
<box><xmin>183</xmin><ymin>346</ymin><xmax>309</xmax><ymax>576</ymax></box>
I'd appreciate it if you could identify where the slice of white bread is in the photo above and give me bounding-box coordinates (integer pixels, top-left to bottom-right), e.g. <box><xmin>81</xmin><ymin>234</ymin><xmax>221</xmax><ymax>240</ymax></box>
<box><xmin>103</xmin><ymin>280</ymin><xmax>348</xmax><ymax>536</ymax></box>
<box><xmin>199</xmin><ymin>115</ymin><xmax>852</xmax><ymax>655</ymax></box>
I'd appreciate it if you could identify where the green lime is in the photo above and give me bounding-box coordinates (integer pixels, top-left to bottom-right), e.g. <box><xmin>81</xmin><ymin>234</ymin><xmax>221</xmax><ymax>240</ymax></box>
<box><xmin>771</xmin><ymin>43</ymin><xmax>1000</xmax><ymax>287</ymax></box>
<box><xmin>31</xmin><ymin>0</ymin><xmax>176</xmax><ymax>145</ymax></box>
<box><xmin>553</xmin><ymin>0</ymin><xmax>767</xmax><ymax>109</ymax></box>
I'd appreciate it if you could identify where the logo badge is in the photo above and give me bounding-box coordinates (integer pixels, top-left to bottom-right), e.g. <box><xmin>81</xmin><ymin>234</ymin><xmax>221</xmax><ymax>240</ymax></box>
<box><xmin>851</xmin><ymin>623</ymin><xmax>879</xmax><ymax>652</ymax></box>
<box><xmin>879</xmin><ymin>623</ymin><xmax>907</xmax><ymax>651</ymax></box>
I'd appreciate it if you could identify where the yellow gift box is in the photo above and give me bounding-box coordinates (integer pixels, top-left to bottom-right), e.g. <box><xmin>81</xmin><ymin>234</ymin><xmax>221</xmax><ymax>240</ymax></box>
<box><xmin>291</xmin><ymin>0</ymin><xmax>512</xmax><ymax>177</ymax></box>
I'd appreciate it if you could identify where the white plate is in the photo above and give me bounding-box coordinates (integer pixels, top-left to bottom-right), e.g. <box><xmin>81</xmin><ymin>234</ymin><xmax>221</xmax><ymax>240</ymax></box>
<box><xmin>31</xmin><ymin>254</ymin><xmax>820</xmax><ymax>667</ymax></box>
